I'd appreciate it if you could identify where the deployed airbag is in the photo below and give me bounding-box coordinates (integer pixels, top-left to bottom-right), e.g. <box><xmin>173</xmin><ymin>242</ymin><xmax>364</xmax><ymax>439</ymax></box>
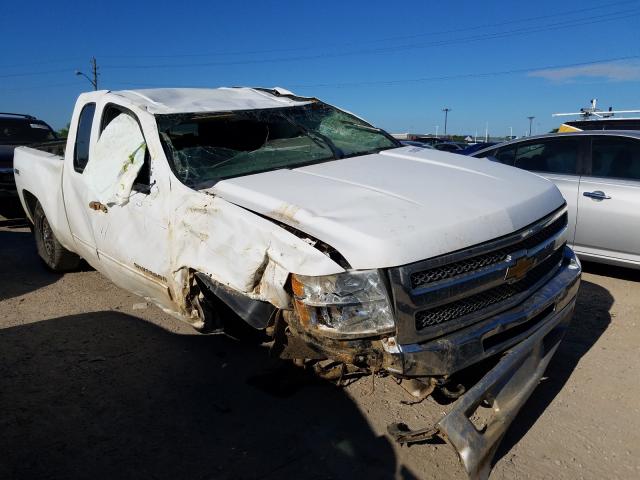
<box><xmin>84</xmin><ymin>113</ymin><xmax>146</xmax><ymax>206</ymax></box>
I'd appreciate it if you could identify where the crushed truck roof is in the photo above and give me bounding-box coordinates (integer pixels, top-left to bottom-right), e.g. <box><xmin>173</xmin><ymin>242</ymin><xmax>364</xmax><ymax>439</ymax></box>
<box><xmin>110</xmin><ymin>87</ymin><xmax>312</xmax><ymax>115</ymax></box>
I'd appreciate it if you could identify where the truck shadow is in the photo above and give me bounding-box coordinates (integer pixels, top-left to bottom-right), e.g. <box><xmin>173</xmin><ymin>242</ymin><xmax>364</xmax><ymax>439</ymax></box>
<box><xmin>580</xmin><ymin>260</ymin><xmax>640</xmax><ymax>282</ymax></box>
<box><xmin>0</xmin><ymin>311</ymin><xmax>409</xmax><ymax>480</ymax></box>
<box><xmin>0</xmin><ymin>226</ymin><xmax>62</xmax><ymax>301</ymax></box>
<box><xmin>494</xmin><ymin>279</ymin><xmax>613</xmax><ymax>464</ymax></box>
<box><xmin>0</xmin><ymin>221</ymin><xmax>94</xmax><ymax>301</ymax></box>
<box><xmin>0</xmin><ymin>199</ymin><xmax>27</xmax><ymax>219</ymax></box>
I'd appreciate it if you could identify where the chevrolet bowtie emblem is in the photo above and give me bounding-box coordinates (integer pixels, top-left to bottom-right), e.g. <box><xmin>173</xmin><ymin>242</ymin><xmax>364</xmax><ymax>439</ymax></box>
<box><xmin>505</xmin><ymin>256</ymin><xmax>536</xmax><ymax>282</ymax></box>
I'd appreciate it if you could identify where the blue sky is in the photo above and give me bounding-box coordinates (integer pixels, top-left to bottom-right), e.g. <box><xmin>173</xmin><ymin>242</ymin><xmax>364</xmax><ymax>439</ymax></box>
<box><xmin>2</xmin><ymin>0</ymin><xmax>639</xmax><ymax>135</ymax></box>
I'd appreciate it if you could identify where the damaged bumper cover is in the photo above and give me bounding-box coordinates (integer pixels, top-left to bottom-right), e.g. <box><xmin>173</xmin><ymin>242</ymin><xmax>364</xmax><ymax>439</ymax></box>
<box><xmin>437</xmin><ymin>297</ymin><xmax>575</xmax><ymax>478</ymax></box>
<box><xmin>389</xmin><ymin>248</ymin><xmax>581</xmax><ymax>479</ymax></box>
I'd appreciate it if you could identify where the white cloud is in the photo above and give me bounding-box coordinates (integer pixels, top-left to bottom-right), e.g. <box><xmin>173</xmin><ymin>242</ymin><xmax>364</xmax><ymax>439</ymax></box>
<box><xmin>528</xmin><ymin>60</ymin><xmax>640</xmax><ymax>82</ymax></box>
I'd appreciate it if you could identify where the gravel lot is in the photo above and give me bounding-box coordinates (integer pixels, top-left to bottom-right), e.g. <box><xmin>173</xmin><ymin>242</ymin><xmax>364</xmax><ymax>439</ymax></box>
<box><xmin>1</xmin><ymin>211</ymin><xmax>639</xmax><ymax>480</ymax></box>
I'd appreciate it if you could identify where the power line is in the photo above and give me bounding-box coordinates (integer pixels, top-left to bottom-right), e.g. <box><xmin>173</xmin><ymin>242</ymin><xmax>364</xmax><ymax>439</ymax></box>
<box><xmin>0</xmin><ymin>68</ymin><xmax>74</xmax><ymax>80</ymax></box>
<box><xmin>442</xmin><ymin>108</ymin><xmax>452</xmax><ymax>136</ymax></box>
<box><xmin>75</xmin><ymin>57</ymin><xmax>99</xmax><ymax>90</ymax></box>
<box><xmin>2</xmin><ymin>54</ymin><xmax>635</xmax><ymax>93</ymax></box>
<box><xmin>0</xmin><ymin>82</ymin><xmax>81</xmax><ymax>92</ymax></box>
<box><xmin>286</xmin><ymin>55</ymin><xmax>640</xmax><ymax>88</ymax></box>
<box><xmin>296</xmin><ymin>56</ymin><xmax>640</xmax><ymax>88</ymax></box>
<box><xmin>0</xmin><ymin>57</ymin><xmax>87</xmax><ymax>70</ymax></box>
<box><xmin>93</xmin><ymin>0</ymin><xmax>638</xmax><ymax>60</ymax></box>
<box><xmin>97</xmin><ymin>8</ymin><xmax>640</xmax><ymax>70</ymax></box>
<box><xmin>1</xmin><ymin>4</ymin><xmax>637</xmax><ymax>78</ymax></box>
<box><xmin>101</xmin><ymin>54</ymin><xmax>640</xmax><ymax>90</ymax></box>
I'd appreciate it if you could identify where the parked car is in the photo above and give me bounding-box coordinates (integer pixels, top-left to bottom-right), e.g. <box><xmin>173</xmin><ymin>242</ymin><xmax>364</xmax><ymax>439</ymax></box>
<box><xmin>433</xmin><ymin>141</ymin><xmax>465</xmax><ymax>153</ymax></box>
<box><xmin>460</xmin><ymin>142</ymin><xmax>497</xmax><ymax>155</ymax></box>
<box><xmin>14</xmin><ymin>87</ymin><xmax>580</xmax><ymax>476</ymax></box>
<box><xmin>0</xmin><ymin>113</ymin><xmax>56</xmax><ymax>199</ymax></box>
<box><xmin>473</xmin><ymin>131</ymin><xmax>640</xmax><ymax>269</ymax></box>
<box><xmin>399</xmin><ymin>140</ymin><xmax>434</xmax><ymax>148</ymax></box>
<box><xmin>408</xmin><ymin>136</ymin><xmax>442</xmax><ymax>146</ymax></box>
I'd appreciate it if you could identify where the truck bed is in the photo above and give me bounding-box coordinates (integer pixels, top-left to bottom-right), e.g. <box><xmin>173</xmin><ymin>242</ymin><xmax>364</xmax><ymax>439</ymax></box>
<box><xmin>30</xmin><ymin>139</ymin><xmax>66</xmax><ymax>157</ymax></box>
<box><xmin>13</xmin><ymin>144</ymin><xmax>74</xmax><ymax>251</ymax></box>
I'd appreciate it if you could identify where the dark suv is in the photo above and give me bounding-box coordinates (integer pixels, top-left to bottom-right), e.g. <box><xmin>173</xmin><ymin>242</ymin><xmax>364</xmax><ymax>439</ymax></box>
<box><xmin>0</xmin><ymin>113</ymin><xmax>57</xmax><ymax>199</ymax></box>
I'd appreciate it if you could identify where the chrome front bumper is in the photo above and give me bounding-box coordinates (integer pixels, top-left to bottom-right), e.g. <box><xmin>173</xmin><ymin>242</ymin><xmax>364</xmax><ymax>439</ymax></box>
<box><xmin>437</xmin><ymin>297</ymin><xmax>575</xmax><ymax>478</ymax></box>
<box><xmin>382</xmin><ymin>247</ymin><xmax>581</xmax><ymax>377</ymax></box>
<box><xmin>388</xmin><ymin>247</ymin><xmax>581</xmax><ymax>479</ymax></box>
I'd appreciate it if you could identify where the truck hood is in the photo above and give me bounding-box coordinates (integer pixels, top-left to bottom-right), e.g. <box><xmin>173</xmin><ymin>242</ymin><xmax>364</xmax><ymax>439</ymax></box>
<box><xmin>208</xmin><ymin>147</ymin><xmax>565</xmax><ymax>269</ymax></box>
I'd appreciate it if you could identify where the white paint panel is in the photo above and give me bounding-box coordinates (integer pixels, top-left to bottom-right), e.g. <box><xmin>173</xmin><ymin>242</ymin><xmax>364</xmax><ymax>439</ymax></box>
<box><xmin>211</xmin><ymin>147</ymin><xmax>565</xmax><ymax>269</ymax></box>
<box><xmin>13</xmin><ymin>147</ymin><xmax>74</xmax><ymax>250</ymax></box>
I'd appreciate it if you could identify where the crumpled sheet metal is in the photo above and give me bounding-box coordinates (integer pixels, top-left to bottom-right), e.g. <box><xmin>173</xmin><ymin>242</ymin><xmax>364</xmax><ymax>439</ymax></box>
<box><xmin>169</xmin><ymin>192</ymin><xmax>345</xmax><ymax>310</ymax></box>
<box><xmin>116</xmin><ymin>87</ymin><xmax>312</xmax><ymax>115</ymax></box>
<box><xmin>84</xmin><ymin>113</ymin><xmax>145</xmax><ymax>206</ymax></box>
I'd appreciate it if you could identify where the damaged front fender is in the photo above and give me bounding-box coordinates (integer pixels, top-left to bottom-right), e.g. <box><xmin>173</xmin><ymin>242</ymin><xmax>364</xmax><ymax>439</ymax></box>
<box><xmin>195</xmin><ymin>272</ymin><xmax>276</xmax><ymax>329</ymax></box>
<box><xmin>167</xmin><ymin>192</ymin><xmax>345</xmax><ymax>324</ymax></box>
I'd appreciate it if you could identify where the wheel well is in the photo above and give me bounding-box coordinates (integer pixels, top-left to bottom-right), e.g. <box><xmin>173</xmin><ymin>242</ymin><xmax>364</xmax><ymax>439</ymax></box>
<box><xmin>21</xmin><ymin>190</ymin><xmax>39</xmax><ymax>221</ymax></box>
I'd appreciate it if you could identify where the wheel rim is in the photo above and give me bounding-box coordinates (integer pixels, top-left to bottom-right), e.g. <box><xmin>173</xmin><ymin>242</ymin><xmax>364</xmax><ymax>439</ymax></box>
<box><xmin>41</xmin><ymin>216</ymin><xmax>55</xmax><ymax>259</ymax></box>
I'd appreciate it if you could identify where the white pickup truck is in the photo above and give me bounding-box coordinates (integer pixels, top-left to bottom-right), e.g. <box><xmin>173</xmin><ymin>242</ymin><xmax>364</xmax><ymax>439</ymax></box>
<box><xmin>14</xmin><ymin>87</ymin><xmax>581</xmax><ymax>477</ymax></box>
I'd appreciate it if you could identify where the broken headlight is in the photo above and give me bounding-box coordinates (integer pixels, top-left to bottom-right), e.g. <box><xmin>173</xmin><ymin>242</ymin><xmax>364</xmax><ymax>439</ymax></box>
<box><xmin>291</xmin><ymin>270</ymin><xmax>395</xmax><ymax>339</ymax></box>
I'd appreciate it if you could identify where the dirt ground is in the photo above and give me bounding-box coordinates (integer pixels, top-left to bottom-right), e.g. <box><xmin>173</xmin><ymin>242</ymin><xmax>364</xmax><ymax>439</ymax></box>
<box><xmin>1</xmin><ymin>212</ymin><xmax>639</xmax><ymax>480</ymax></box>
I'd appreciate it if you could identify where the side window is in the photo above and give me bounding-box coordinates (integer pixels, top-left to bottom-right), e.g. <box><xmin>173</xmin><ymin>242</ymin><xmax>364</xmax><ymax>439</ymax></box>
<box><xmin>494</xmin><ymin>146</ymin><xmax>516</xmax><ymax>165</ymax></box>
<box><xmin>590</xmin><ymin>137</ymin><xmax>640</xmax><ymax>181</ymax></box>
<box><xmin>475</xmin><ymin>148</ymin><xmax>496</xmax><ymax>159</ymax></box>
<box><xmin>514</xmin><ymin>139</ymin><xmax>579</xmax><ymax>174</ymax></box>
<box><xmin>73</xmin><ymin>103</ymin><xmax>96</xmax><ymax>173</ymax></box>
<box><xmin>476</xmin><ymin>146</ymin><xmax>515</xmax><ymax>165</ymax></box>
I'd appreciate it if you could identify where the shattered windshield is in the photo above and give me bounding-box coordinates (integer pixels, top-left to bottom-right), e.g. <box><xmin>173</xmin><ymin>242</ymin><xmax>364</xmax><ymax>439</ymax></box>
<box><xmin>156</xmin><ymin>102</ymin><xmax>399</xmax><ymax>188</ymax></box>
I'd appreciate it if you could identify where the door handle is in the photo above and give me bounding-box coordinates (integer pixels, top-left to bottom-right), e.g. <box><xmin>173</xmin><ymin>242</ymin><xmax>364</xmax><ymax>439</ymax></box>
<box><xmin>583</xmin><ymin>190</ymin><xmax>611</xmax><ymax>200</ymax></box>
<box><xmin>89</xmin><ymin>201</ymin><xmax>108</xmax><ymax>213</ymax></box>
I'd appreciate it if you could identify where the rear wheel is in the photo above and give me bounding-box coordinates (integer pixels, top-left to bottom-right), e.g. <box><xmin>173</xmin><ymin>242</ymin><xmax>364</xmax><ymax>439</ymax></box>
<box><xmin>33</xmin><ymin>203</ymin><xmax>81</xmax><ymax>272</ymax></box>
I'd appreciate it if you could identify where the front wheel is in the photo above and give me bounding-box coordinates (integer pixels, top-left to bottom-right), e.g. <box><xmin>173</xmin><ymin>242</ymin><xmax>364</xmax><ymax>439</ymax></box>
<box><xmin>33</xmin><ymin>203</ymin><xmax>81</xmax><ymax>272</ymax></box>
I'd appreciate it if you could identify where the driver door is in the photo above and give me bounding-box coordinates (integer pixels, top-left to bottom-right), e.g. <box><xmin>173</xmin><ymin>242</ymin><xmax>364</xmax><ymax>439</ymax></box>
<box><xmin>83</xmin><ymin>104</ymin><xmax>172</xmax><ymax>307</ymax></box>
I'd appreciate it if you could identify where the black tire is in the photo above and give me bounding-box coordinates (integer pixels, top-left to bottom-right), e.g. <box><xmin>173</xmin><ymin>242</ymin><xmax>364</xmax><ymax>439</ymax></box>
<box><xmin>33</xmin><ymin>202</ymin><xmax>81</xmax><ymax>272</ymax></box>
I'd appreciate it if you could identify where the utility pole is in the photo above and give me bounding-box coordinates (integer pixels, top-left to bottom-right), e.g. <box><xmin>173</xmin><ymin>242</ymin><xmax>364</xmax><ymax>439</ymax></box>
<box><xmin>435</xmin><ymin>125</ymin><xmax>439</xmax><ymax>138</ymax></box>
<box><xmin>509</xmin><ymin>126</ymin><xmax>513</xmax><ymax>139</ymax></box>
<box><xmin>76</xmin><ymin>57</ymin><xmax>99</xmax><ymax>90</ymax></box>
<box><xmin>527</xmin><ymin>116</ymin><xmax>535</xmax><ymax>136</ymax></box>
<box><xmin>484</xmin><ymin>122</ymin><xmax>488</xmax><ymax>142</ymax></box>
<box><xmin>442</xmin><ymin>108</ymin><xmax>451</xmax><ymax>137</ymax></box>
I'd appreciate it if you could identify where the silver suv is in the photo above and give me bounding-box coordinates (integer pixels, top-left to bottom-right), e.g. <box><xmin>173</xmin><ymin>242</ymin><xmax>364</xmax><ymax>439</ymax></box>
<box><xmin>473</xmin><ymin>131</ymin><xmax>640</xmax><ymax>270</ymax></box>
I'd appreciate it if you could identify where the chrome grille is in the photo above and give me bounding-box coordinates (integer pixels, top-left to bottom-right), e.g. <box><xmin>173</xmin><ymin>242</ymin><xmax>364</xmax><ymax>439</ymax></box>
<box><xmin>410</xmin><ymin>213</ymin><xmax>567</xmax><ymax>289</ymax></box>
<box><xmin>387</xmin><ymin>207</ymin><xmax>568</xmax><ymax>344</ymax></box>
<box><xmin>415</xmin><ymin>248</ymin><xmax>563</xmax><ymax>330</ymax></box>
